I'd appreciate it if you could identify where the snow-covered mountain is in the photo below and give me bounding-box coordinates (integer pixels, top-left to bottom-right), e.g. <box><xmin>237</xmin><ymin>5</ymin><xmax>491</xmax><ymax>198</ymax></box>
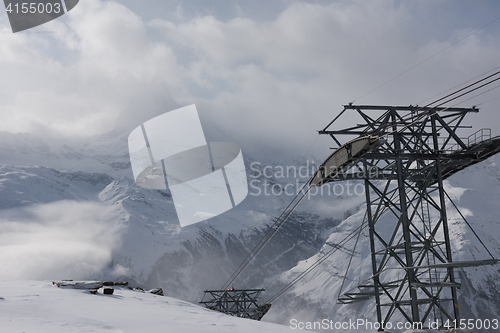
<box><xmin>1</xmin><ymin>96</ymin><xmax>500</xmax><ymax>332</ymax></box>
<box><xmin>0</xmin><ymin>97</ymin><xmax>344</xmax><ymax>307</ymax></box>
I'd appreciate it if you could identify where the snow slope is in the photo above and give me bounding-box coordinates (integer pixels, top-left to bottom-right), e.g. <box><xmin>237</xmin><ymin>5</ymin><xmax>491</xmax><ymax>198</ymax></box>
<box><xmin>0</xmin><ymin>280</ymin><xmax>295</xmax><ymax>333</ymax></box>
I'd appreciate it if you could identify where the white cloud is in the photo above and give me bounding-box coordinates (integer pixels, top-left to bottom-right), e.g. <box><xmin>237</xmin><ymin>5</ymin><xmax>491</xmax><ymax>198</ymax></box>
<box><xmin>0</xmin><ymin>0</ymin><xmax>499</xmax><ymax>159</ymax></box>
<box><xmin>0</xmin><ymin>201</ymin><xmax>123</xmax><ymax>280</ymax></box>
<box><xmin>148</xmin><ymin>1</ymin><xmax>500</xmax><ymax>158</ymax></box>
<box><xmin>0</xmin><ymin>0</ymin><xmax>178</xmax><ymax>137</ymax></box>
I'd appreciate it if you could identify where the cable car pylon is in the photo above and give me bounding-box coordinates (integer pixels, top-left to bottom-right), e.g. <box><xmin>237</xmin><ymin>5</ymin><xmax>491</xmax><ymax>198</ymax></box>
<box><xmin>317</xmin><ymin>104</ymin><xmax>500</xmax><ymax>329</ymax></box>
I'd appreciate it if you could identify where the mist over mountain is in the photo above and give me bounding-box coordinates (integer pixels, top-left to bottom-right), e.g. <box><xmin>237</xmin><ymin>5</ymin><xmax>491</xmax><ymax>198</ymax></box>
<box><xmin>1</xmin><ymin>86</ymin><xmax>499</xmax><ymax>333</ymax></box>
<box><xmin>111</xmin><ymin>83</ymin><xmax>180</xmax><ymax>135</ymax></box>
<box><xmin>0</xmin><ymin>90</ymin><xmax>348</xmax><ymax>303</ymax></box>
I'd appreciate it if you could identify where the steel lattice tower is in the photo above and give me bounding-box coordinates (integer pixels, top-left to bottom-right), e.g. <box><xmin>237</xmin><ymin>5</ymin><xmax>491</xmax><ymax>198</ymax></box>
<box><xmin>200</xmin><ymin>289</ymin><xmax>271</xmax><ymax>320</ymax></box>
<box><xmin>312</xmin><ymin>104</ymin><xmax>500</xmax><ymax>329</ymax></box>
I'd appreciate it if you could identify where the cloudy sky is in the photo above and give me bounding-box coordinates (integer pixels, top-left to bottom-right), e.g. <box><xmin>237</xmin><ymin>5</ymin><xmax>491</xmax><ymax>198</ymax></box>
<box><xmin>1</xmin><ymin>0</ymin><xmax>500</xmax><ymax>159</ymax></box>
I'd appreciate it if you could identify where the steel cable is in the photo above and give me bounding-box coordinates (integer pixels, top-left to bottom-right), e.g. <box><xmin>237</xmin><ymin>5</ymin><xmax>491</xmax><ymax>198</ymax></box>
<box><xmin>221</xmin><ymin>180</ymin><xmax>313</xmax><ymax>290</ymax></box>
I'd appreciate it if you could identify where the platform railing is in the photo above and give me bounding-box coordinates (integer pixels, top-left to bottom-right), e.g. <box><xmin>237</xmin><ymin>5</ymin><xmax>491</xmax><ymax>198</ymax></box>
<box><xmin>442</xmin><ymin>128</ymin><xmax>491</xmax><ymax>152</ymax></box>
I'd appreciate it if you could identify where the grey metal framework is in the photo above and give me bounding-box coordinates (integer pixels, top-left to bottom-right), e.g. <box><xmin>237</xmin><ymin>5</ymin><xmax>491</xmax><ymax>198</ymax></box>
<box><xmin>200</xmin><ymin>289</ymin><xmax>271</xmax><ymax>321</ymax></box>
<box><xmin>315</xmin><ymin>104</ymin><xmax>500</xmax><ymax>329</ymax></box>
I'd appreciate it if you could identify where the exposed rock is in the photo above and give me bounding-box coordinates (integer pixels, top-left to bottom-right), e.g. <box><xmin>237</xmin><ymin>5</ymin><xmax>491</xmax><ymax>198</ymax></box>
<box><xmin>148</xmin><ymin>288</ymin><xmax>164</xmax><ymax>296</ymax></box>
<box><xmin>114</xmin><ymin>282</ymin><xmax>129</xmax><ymax>286</ymax></box>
